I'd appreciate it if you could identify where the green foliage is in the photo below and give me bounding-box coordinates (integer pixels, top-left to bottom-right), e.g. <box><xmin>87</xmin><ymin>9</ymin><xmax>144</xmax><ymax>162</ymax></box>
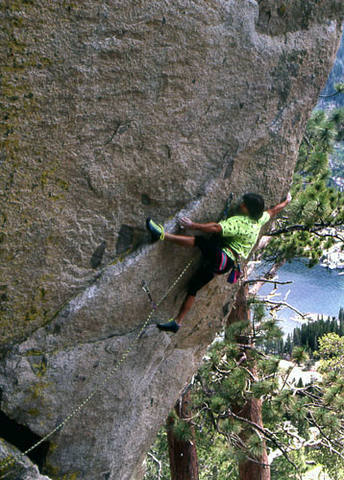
<box><xmin>271</xmin><ymin>450</ymin><xmax>308</xmax><ymax>479</ymax></box>
<box><xmin>168</xmin><ymin>414</ymin><xmax>193</xmax><ymax>442</ymax></box>
<box><xmin>264</xmin><ymin>309</ymin><xmax>344</xmax><ymax>357</ymax></box>
<box><xmin>246</xmin><ymin>433</ymin><xmax>264</xmax><ymax>458</ymax></box>
<box><xmin>264</xmin><ymin>108</ymin><xmax>344</xmax><ymax>265</ymax></box>
<box><xmin>144</xmin><ymin>429</ymin><xmax>171</xmax><ymax>480</ymax></box>
<box><xmin>294</xmin><ymin>311</ymin><xmax>344</xmax><ymax>354</ymax></box>
<box><xmin>196</xmin><ymin>438</ymin><xmax>239</xmax><ymax>480</ymax></box>
<box><xmin>145</xmin><ymin>306</ymin><xmax>344</xmax><ymax>480</ymax></box>
<box><xmin>317</xmin><ymin>332</ymin><xmax>344</xmax><ymax>373</ymax></box>
<box><xmin>335</xmin><ymin>82</ymin><xmax>344</xmax><ymax>95</ymax></box>
<box><xmin>291</xmin><ymin>346</ymin><xmax>309</xmax><ymax>365</ymax></box>
<box><xmin>308</xmin><ymin>449</ymin><xmax>344</xmax><ymax>480</ymax></box>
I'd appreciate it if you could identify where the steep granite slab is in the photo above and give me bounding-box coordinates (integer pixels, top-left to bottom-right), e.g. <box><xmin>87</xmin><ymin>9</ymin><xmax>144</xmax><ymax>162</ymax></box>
<box><xmin>0</xmin><ymin>1</ymin><xmax>343</xmax><ymax>479</ymax></box>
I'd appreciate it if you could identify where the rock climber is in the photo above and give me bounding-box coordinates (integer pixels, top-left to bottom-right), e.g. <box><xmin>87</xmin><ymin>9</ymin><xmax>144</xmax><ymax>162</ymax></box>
<box><xmin>146</xmin><ymin>192</ymin><xmax>292</xmax><ymax>333</ymax></box>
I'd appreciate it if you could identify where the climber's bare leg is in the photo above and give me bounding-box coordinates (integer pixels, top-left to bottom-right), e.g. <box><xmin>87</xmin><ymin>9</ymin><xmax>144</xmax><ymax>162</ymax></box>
<box><xmin>164</xmin><ymin>232</ymin><xmax>195</xmax><ymax>247</ymax></box>
<box><xmin>176</xmin><ymin>294</ymin><xmax>196</xmax><ymax>326</ymax></box>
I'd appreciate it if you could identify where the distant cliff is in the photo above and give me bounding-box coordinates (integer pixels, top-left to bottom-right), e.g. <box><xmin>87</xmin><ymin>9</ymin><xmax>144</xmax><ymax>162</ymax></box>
<box><xmin>0</xmin><ymin>1</ymin><xmax>343</xmax><ymax>480</ymax></box>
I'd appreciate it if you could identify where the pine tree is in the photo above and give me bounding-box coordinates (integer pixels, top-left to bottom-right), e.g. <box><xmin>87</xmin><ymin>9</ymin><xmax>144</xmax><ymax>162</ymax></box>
<box><xmin>339</xmin><ymin>307</ymin><xmax>344</xmax><ymax>335</ymax></box>
<box><xmin>296</xmin><ymin>377</ymin><xmax>304</xmax><ymax>388</ymax></box>
<box><xmin>339</xmin><ymin>307</ymin><xmax>344</xmax><ymax>321</ymax></box>
<box><xmin>264</xmin><ymin>108</ymin><xmax>344</xmax><ymax>266</ymax></box>
<box><xmin>288</xmin><ymin>313</ymin><xmax>344</xmax><ymax>355</ymax></box>
<box><xmin>145</xmin><ymin>309</ymin><xmax>344</xmax><ymax>480</ymax></box>
<box><xmin>292</xmin><ymin>346</ymin><xmax>309</xmax><ymax>366</ymax></box>
<box><xmin>166</xmin><ymin>389</ymin><xmax>199</xmax><ymax>480</ymax></box>
<box><xmin>226</xmin><ymin>284</ymin><xmax>271</xmax><ymax>480</ymax></box>
<box><xmin>284</xmin><ymin>334</ymin><xmax>293</xmax><ymax>355</ymax></box>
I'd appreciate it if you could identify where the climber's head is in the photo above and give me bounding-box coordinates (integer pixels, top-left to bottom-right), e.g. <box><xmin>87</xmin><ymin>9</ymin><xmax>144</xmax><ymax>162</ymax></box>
<box><xmin>241</xmin><ymin>193</ymin><xmax>265</xmax><ymax>220</ymax></box>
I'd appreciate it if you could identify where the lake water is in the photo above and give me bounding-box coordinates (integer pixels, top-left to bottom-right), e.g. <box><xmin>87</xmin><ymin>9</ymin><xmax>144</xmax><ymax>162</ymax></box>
<box><xmin>256</xmin><ymin>260</ymin><xmax>344</xmax><ymax>336</ymax></box>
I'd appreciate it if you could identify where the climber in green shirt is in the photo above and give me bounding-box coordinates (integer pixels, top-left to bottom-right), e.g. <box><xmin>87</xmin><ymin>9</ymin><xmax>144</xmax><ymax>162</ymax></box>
<box><xmin>146</xmin><ymin>192</ymin><xmax>292</xmax><ymax>333</ymax></box>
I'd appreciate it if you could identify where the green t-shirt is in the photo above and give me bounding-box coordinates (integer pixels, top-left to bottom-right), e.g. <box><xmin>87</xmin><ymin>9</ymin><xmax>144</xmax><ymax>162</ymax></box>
<box><xmin>218</xmin><ymin>211</ymin><xmax>271</xmax><ymax>260</ymax></box>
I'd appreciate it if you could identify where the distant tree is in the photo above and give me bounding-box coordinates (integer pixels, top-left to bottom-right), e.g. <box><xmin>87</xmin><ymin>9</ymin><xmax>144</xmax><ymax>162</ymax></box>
<box><xmin>339</xmin><ymin>307</ymin><xmax>344</xmax><ymax>335</ymax></box>
<box><xmin>293</xmin><ymin>328</ymin><xmax>301</xmax><ymax>347</ymax></box>
<box><xmin>339</xmin><ymin>307</ymin><xmax>344</xmax><ymax>321</ymax></box>
<box><xmin>284</xmin><ymin>334</ymin><xmax>293</xmax><ymax>355</ymax></box>
<box><xmin>296</xmin><ymin>377</ymin><xmax>304</xmax><ymax>388</ymax></box>
<box><xmin>292</xmin><ymin>346</ymin><xmax>309</xmax><ymax>366</ymax></box>
<box><xmin>287</xmin><ymin>309</ymin><xmax>344</xmax><ymax>356</ymax></box>
<box><xmin>318</xmin><ymin>32</ymin><xmax>344</xmax><ymax>110</ymax></box>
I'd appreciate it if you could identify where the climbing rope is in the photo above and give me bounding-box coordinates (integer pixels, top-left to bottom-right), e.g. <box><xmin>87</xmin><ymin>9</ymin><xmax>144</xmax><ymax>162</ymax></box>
<box><xmin>0</xmin><ymin>259</ymin><xmax>193</xmax><ymax>478</ymax></box>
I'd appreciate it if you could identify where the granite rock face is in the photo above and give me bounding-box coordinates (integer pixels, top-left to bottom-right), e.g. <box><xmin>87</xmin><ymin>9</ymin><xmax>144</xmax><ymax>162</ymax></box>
<box><xmin>0</xmin><ymin>1</ymin><xmax>343</xmax><ymax>479</ymax></box>
<box><xmin>0</xmin><ymin>439</ymin><xmax>51</xmax><ymax>480</ymax></box>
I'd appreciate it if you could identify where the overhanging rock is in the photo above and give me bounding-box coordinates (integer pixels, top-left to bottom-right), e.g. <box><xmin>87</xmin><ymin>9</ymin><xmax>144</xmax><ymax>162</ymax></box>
<box><xmin>0</xmin><ymin>1</ymin><xmax>343</xmax><ymax>479</ymax></box>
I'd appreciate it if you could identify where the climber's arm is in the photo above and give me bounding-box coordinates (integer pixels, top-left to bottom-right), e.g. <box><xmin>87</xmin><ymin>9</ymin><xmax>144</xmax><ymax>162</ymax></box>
<box><xmin>179</xmin><ymin>217</ymin><xmax>222</xmax><ymax>234</ymax></box>
<box><xmin>267</xmin><ymin>192</ymin><xmax>292</xmax><ymax>218</ymax></box>
<box><xmin>190</xmin><ymin>221</ymin><xmax>222</xmax><ymax>234</ymax></box>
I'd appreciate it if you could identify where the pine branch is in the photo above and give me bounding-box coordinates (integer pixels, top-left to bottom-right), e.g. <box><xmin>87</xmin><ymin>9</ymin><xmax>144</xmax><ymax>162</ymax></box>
<box><xmin>186</xmin><ymin>406</ymin><xmax>209</xmax><ymax>422</ymax></box>
<box><xmin>213</xmin><ymin>413</ymin><xmax>271</xmax><ymax>469</ymax></box>
<box><xmin>199</xmin><ymin>394</ymin><xmax>275</xmax><ymax>471</ymax></box>
<box><xmin>269</xmin><ymin>222</ymin><xmax>344</xmax><ymax>237</ymax></box>
<box><xmin>237</xmin><ymin>344</ymin><xmax>268</xmax><ymax>358</ymax></box>
<box><xmin>319</xmin><ymin>91</ymin><xmax>343</xmax><ymax>98</ymax></box>
<box><xmin>303</xmin><ymin>135</ymin><xmax>313</xmax><ymax>148</ymax></box>
<box><xmin>247</xmin><ymin>259</ymin><xmax>286</xmax><ymax>297</ymax></box>
<box><xmin>279</xmin><ymin>366</ymin><xmax>294</xmax><ymax>393</ymax></box>
<box><xmin>245</xmin><ymin>279</ymin><xmax>293</xmax><ymax>285</ymax></box>
<box><xmin>255</xmin><ymin>299</ymin><xmax>308</xmax><ymax>318</ymax></box>
<box><xmin>308</xmin><ymin>413</ymin><xmax>344</xmax><ymax>453</ymax></box>
<box><xmin>147</xmin><ymin>452</ymin><xmax>163</xmax><ymax>479</ymax></box>
<box><xmin>213</xmin><ymin>364</ymin><xmax>234</xmax><ymax>376</ymax></box>
<box><xmin>318</xmin><ymin>439</ymin><xmax>344</xmax><ymax>459</ymax></box>
<box><xmin>224</xmin><ymin>409</ymin><xmax>300</xmax><ymax>474</ymax></box>
<box><xmin>312</xmin><ymin>230</ymin><xmax>344</xmax><ymax>243</ymax></box>
<box><xmin>239</xmin><ymin>365</ymin><xmax>258</xmax><ymax>382</ymax></box>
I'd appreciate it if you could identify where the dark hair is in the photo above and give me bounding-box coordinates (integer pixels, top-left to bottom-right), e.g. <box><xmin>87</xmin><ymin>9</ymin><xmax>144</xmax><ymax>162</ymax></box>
<box><xmin>242</xmin><ymin>193</ymin><xmax>265</xmax><ymax>221</ymax></box>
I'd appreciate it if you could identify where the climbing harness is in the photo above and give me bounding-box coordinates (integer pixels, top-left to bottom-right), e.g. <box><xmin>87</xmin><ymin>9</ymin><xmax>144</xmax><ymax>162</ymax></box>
<box><xmin>227</xmin><ymin>263</ymin><xmax>241</xmax><ymax>284</ymax></box>
<box><xmin>0</xmin><ymin>260</ymin><xmax>193</xmax><ymax>479</ymax></box>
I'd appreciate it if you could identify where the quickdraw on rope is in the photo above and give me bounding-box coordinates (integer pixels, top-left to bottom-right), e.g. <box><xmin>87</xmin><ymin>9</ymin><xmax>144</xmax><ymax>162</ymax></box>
<box><xmin>0</xmin><ymin>259</ymin><xmax>193</xmax><ymax>479</ymax></box>
<box><xmin>141</xmin><ymin>280</ymin><xmax>157</xmax><ymax>310</ymax></box>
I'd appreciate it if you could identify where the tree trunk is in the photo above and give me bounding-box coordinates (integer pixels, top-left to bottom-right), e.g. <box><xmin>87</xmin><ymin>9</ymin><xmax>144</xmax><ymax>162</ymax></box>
<box><xmin>227</xmin><ymin>283</ymin><xmax>271</xmax><ymax>480</ymax></box>
<box><xmin>237</xmin><ymin>396</ymin><xmax>270</xmax><ymax>480</ymax></box>
<box><xmin>166</xmin><ymin>389</ymin><xmax>199</xmax><ymax>480</ymax></box>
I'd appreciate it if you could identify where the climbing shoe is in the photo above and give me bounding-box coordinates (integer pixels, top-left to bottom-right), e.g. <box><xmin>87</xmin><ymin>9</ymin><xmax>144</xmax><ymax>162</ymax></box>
<box><xmin>157</xmin><ymin>319</ymin><xmax>180</xmax><ymax>333</ymax></box>
<box><xmin>146</xmin><ymin>217</ymin><xmax>165</xmax><ymax>241</ymax></box>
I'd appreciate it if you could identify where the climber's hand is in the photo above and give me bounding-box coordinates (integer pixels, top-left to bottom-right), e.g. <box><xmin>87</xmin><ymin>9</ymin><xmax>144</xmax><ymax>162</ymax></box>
<box><xmin>268</xmin><ymin>193</ymin><xmax>292</xmax><ymax>217</ymax></box>
<box><xmin>179</xmin><ymin>217</ymin><xmax>193</xmax><ymax>229</ymax></box>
